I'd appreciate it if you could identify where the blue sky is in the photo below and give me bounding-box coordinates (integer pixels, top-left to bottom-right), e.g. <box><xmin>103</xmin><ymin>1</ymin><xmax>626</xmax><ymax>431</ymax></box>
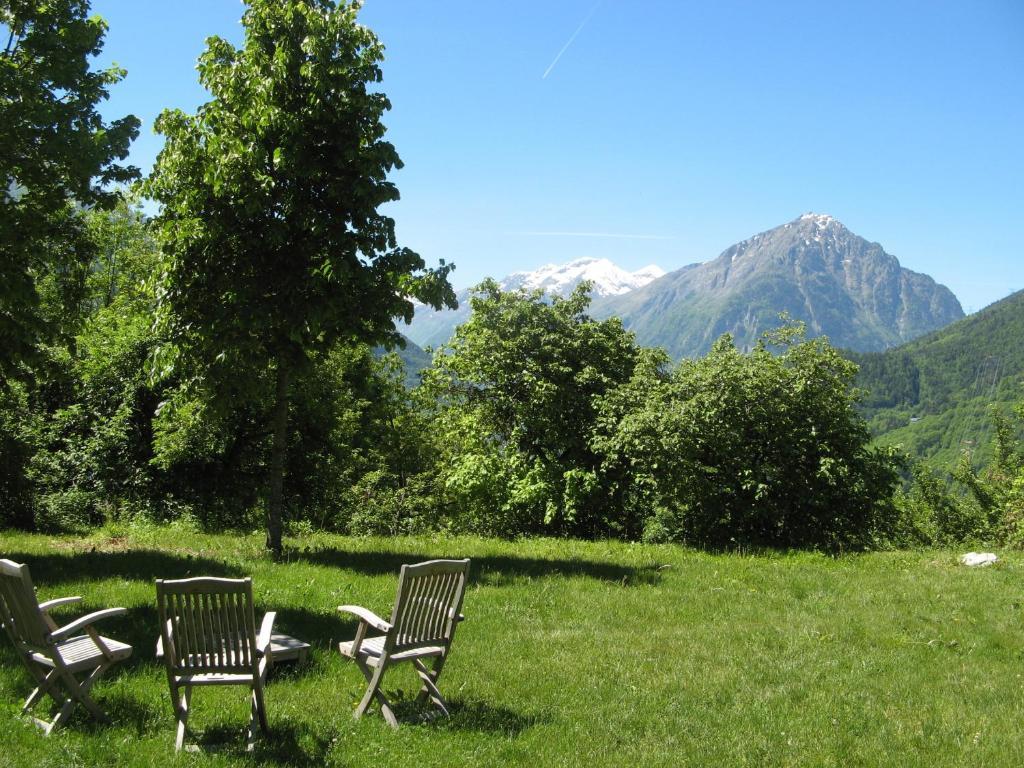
<box><xmin>92</xmin><ymin>0</ymin><xmax>1023</xmax><ymax>313</ymax></box>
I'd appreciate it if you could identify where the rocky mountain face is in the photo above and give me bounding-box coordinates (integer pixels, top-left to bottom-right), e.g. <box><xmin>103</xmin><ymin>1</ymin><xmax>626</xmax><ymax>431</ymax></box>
<box><xmin>590</xmin><ymin>214</ymin><xmax>964</xmax><ymax>359</ymax></box>
<box><xmin>403</xmin><ymin>258</ymin><xmax>664</xmax><ymax>348</ymax></box>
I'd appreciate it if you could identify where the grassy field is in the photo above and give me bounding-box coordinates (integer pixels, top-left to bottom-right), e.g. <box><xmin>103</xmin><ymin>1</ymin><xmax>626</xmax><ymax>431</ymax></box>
<box><xmin>1</xmin><ymin>526</ymin><xmax>1023</xmax><ymax>766</ymax></box>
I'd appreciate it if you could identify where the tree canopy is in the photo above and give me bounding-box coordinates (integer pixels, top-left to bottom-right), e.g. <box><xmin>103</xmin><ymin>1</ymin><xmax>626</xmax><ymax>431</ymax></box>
<box><xmin>424</xmin><ymin>280</ymin><xmax>646</xmax><ymax>538</ymax></box>
<box><xmin>143</xmin><ymin>0</ymin><xmax>454</xmax><ymax>556</ymax></box>
<box><xmin>1</xmin><ymin>0</ymin><xmax>139</xmax><ymax>379</ymax></box>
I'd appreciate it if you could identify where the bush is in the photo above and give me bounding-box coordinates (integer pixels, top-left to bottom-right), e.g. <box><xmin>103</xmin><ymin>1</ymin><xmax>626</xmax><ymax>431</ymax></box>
<box><xmin>344</xmin><ymin>471</ymin><xmax>443</xmax><ymax>536</ymax></box>
<box><xmin>423</xmin><ymin>281</ymin><xmax>645</xmax><ymax>538</ymax></box>
<box><xmin>596</xmin><ymin>325</ymin><xmax>901</xmax><ymax>550</ymax></box>
<box><xmin>898</xmin><ymin>402</ymin><xmax>1024</xmax><ymax>548</ymax></box>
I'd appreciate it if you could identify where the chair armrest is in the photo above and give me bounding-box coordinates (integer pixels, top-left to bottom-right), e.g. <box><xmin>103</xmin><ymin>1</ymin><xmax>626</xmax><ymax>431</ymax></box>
<box><xmin>257</xmin><ymin>611</ymin><xmax>276</xmax><ymax>655</ymax></box>
<box><xmin>38</xmin><ymin>596</ymin><xmax>83</xmax><ymax>612</ymax></box>
<box><xmin>49</xmin><ymin>607</ymin><xmax>127</xmax><ymax>642</ymax></box>
<box><xmin>338</xmin><ymin>605</ymin><xmax>392</xmax><ymax>633</ymax></box>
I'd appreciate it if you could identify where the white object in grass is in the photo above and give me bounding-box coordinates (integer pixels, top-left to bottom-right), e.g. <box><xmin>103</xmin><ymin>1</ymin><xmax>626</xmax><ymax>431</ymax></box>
<box><xmin>960</xmin><ymin>552</ymin><xmax>998</xmax><ymax>567</ymax></box>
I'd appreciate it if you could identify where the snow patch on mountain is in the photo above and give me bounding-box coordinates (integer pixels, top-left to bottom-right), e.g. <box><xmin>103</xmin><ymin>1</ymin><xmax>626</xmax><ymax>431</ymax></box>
<box><xmin>502</xmin><ymin>258</ymin><xmax>665</xmax><ymax>298</ymax></box>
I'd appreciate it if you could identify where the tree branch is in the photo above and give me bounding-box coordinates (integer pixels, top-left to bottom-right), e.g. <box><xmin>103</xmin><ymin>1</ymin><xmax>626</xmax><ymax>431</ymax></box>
<box><xmin>3</xmin><ymin>28</ymin><xmax>20</xmax><ymax>58</ymax></box>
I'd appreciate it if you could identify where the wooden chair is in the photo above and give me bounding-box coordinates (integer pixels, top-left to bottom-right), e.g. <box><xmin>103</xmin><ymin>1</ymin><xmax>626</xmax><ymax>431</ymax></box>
<box><xmin>155</xmin><ymin>576</ymin><xmax>275</xmax><ymax>752</ymax></box>
<box><xmin>0</xmin><ymin>558</ymin><xmax>132</xmax><ymax>734</ymax></box>
<box><xmin>338</xmin><ymin>558</ymin><xmax>470</xmax><ymax>727</ymax></box>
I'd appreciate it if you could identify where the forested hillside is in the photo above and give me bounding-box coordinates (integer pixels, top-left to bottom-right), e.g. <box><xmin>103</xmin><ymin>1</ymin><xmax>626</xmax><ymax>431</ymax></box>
<box><xmin>374</xmin><ymin>336</ymin><xmax>431</xmax><ymax>387</ymax></box>
<box><xmin>851</xmin><ymin>289</ymin><xmax>1024</xmax><ymax>469</ymax></box>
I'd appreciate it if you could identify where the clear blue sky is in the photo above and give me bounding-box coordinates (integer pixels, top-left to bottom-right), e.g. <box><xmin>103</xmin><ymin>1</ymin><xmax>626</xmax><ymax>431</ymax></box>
<box><xmin>92</xmin><ymin>0</ymin><xmax>1023</xmax><ymax>313</ymax></box>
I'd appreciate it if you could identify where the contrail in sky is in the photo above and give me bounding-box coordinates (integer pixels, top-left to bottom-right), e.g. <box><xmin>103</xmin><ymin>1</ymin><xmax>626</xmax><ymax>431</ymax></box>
<box><xmin>542</xmin><ymin>0</ymin><xmax>604</xmax><ymax>80</ymax></box>
<box><xmin>514</xmin><ymin>231</ymin><xmax>673</xmax><ymax>241</ymax></box>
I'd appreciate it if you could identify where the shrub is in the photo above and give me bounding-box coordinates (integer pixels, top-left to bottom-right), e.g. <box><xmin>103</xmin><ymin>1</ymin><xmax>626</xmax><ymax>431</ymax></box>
<box><xmin>423</xmin><ymin>280</ymin><xmax>645</xmax><ymax>538</ymax></box>
<box><xmin>596</xmin><ymin>325</ymin><xmax>901</xmax><ymax>550</ymax></box>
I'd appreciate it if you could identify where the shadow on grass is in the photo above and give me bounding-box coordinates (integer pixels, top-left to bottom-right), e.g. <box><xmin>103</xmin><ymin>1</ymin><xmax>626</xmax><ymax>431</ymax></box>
<box><xmin>156</xmin><ymin>718</ymin><xmax>340</xmax><ymax>767</ymax></box>
<box><xmin>2</xmin><ymin>548</ymin><xmax>243</xmax><ymax>586</ymax></box>
<box><xmin>172</xmin><ymin>698</ymin><xmax>544</xmax><ymax>766</ymax></box>
<box><xmin>425</xmin><ymin>699</ymin><xmax>547</xmax><ymax>736</ymax></box>
<box><xmin>273</xmin><ymin>606</ymin><xmax>349</xmax><ymax>657</ymax></box>
<box><xmin>341</xmin><ymin>693</ymin><xmax>544</xmax><ymax>737</ymax></box>
<box><xmin>93</xmin><ymin>689</ymin><xmax>164</xmax><ymax>737</ymax></box>
<box><xmin>289</xmin><ymin>547</ymin><xmax>664</xmax><ymax>588</ymax></box>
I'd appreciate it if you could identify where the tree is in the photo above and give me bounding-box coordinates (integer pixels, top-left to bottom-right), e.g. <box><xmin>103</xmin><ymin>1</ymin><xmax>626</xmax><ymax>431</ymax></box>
<box><xmin>950</xmin><ymin>402</ymin><xmax>1024</xmax><ymax>544</ymax></box>
<box><xmin>143</xmin><ymin>0</ymin><xmax>454</xmax><ymax>557</ymax></box>
<box><xmin>1</xmin><ymin>0</ymin><xmax>139</xmax><ymax>380</ymax></box>
<box><xmin>23</xmin><ymin>194</ymin><xmax>164</xmax><ymax>530</ymax></box>
<box><xmin>424</xmin><ymin>280</ymin><xmax>644</xmax><ymax>538</ymax></box>
<box><xmin>596</xmin><ymin>324</ymin><xmax>902</xmax><ymax>550</ymax></box>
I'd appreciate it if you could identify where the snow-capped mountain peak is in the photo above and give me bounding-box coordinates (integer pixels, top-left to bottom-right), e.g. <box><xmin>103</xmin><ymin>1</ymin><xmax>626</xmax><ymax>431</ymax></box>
<box><xmin>502</xmin><ymin>257</ymin><xmax>665</xmax><ymax>298</ymax></box>
<box><xmin>404</xmin><ymin>258</ymin><xmax>666</xmax><ymax>347</ymax></box>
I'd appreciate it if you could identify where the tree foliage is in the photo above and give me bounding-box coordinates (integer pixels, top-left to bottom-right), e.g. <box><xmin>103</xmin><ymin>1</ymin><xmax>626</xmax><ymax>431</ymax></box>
<box><xmin>1</xmin><ymin>0</ymin><xmax>139</xmax><ymax>379</ymax></box>
<box><xmin>424</xmin><ymin>296</ymin><xmax>900</xmax><ymax>548</ymax></box>
<box><xmin>852</xmin><ymin>289</ymin><xmax>1024</xmax><ymax>470</ymax></box>
<box><xmin>425</xmin><ymin>280</ymin><xmax>650</xmax><ymax>538</ymax></box>
<box><xmin>596</xmin><ymin>326</ymin><xmax>902</xmax><ymax>549</ymax></box>
<box><xmin>888</xmin><ymin>402</ymin><xmax>1024</xmax><ymax>548</ymax></box>
<box><xmin>142</xmin><ymin>0</ymin><xmax>454</xmax><ymax>555</ymax></box>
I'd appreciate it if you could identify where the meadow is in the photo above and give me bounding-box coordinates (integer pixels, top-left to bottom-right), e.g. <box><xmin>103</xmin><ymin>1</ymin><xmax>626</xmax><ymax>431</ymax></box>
<box><xmin>1</xmin><ymin>527</ymin><xmax>1022</xmax><ymax>766</ymax></box>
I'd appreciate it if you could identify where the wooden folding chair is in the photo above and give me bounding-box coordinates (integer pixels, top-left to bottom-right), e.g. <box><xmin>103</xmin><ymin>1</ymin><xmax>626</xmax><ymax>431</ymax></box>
<box><xmin>338</xmin><ymin>558</ymin><xmax>470</xmax><ymax>727</ymax></box>
<box><xmin>0</xmin><ymin>558</ymin><xmax>132</xmax><ymax>734</ymax></box>
<box><xmin>155</xmin><ymin>577</ymin><xmax>275</xmax><ymax>752</ymax></box>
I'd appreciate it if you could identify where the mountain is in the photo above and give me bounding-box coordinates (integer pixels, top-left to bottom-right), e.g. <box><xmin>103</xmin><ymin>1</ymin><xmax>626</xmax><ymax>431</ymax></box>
<box><xmin>851</xmin><ymin>289</ymin><xmax>1024</xmax><ymax>470</ymax></box>
<box><xmin>403</xmin><ymin>258</ymin><xmax>664</xmax><ymax>348</ymax></box>
<box><xmin>590</xmin><ymin>214</ymin><xmax>964</xmax><ymax>359</ymax></box>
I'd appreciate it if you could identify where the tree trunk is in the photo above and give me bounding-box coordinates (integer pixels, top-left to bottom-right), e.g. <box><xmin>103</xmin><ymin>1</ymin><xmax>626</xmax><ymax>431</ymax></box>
<box><xmin>266</xmin><ymin>359</ymin><xmax>290</xmax><ymax>559</ymax></box>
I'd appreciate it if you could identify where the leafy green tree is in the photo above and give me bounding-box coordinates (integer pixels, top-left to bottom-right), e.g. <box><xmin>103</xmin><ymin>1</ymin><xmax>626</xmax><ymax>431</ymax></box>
<box><xmin>0</xmin><ymin>382</ymin><xmax>34</xmax><ymax>527</ymax></box>
<box><xmin>143</xmin><ymin>0</ymin><xmax>454</xmax><ymax>556</ymax></box>
<box><xmin>424</xmin><ymin>280</ymin><xmax>644</xmax><ymax>538</ymax></box>
<box><xmin>597</xmin><ymin>325</ymin><xmax>902</xmax><ymax>549</ymax></box>
<box><xmin>1</xmin><ymin>0</ymin><xmax>139</xmax><ymax>380</ymax></box>
<box><xmin>950</xmin><ymin>403</ymin><xmax>1024</xmax><ymax>544</ymax></box>
<box><xmin>26</xmin><ymin>195</ymin><xmax>164</xmax><ymax>529</ymax></box>
<box><xmin>889</xmin><ymin>401</ymin><xmax>1024</xmax><ymax>549</ymax></box>
<box><xmin>146</xmin><ymin>343</ymin><xmax>413</xmax><ymax>532</ymax></box>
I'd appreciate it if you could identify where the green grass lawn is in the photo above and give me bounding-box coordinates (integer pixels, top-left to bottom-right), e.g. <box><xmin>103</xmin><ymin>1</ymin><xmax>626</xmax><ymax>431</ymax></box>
<box><xmin>1</xmin><ymin>526</ymin><xmax>1023</xmax><ymax>766</ymax></box>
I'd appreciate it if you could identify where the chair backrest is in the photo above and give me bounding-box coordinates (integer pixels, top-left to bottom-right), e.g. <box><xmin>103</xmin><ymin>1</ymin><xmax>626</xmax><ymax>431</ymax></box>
<box><xmin>155</xmin><ymin>577</ymin><xmax>258</xmax><ymax>675</ymax></box>
<box><xmin>388</xmin><ymin>559</ymin><xmax>470</xmax><ymax>654</ymax></box>
<box><xmin>0</xmin><ymin>559</ymin><xmax>49</xmax><ymax>652</ymax></box>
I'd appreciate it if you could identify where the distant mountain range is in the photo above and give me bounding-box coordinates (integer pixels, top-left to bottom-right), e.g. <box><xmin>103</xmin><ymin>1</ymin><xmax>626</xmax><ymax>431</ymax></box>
<box><xmin>387</xmin><ymin>218</ymin><xmax>1019</xmax><ymax>472</ymax></box>
<box><xmin>851</xmin><ymin>289</ymin><xmax>1024</xmax><ymax>469</ymax></box>
<box><xmin>590</xmin><ymin>214</ymin><xmax>964</xmax><ymax>358</ymax></box>
<box><xmin>402</xmin><ymin>214</ymin><xmax>962</xmax><ymax>360</ymax></box>
<box><xmin>402</xmin><ymin>258</ymin><xmax>664</xmax><ymax>349</ymax></box>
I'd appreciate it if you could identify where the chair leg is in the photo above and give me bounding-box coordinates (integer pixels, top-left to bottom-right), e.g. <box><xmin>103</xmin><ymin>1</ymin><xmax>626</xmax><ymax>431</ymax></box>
<box><xmin>246</xmin><ymin>692</ymin><xmax>258</xmax><ymax>753</ymax></box>
<box><xmin>32</xmin><ymin>662</ymin><xmax>114</xmax><ymax>734</ymax></box>
<box><xmin>23</xmin><ymin>668</ymin><xmax>59</xmax><ymax>713</ymax></box>
<box><xmin>354</xmin><ymin>658</ymin><xmax>398</xmax><ymax>728</ymax></box>
<box><xmin>413</xmin><ymin>658</ymin><xmax>450</xmax><ymax>716</ymax></box>
<box><xmin>47</xmin><ymin>695</ymin><xmax>77</xmax><ymax>734</ymax></box>
<box><xmin>414</xmin><ymin>655</ymin><xmax>448</xmax><ymax>705</ymax></box>
<box><xmin>248</xmin><ymin>676</ymin><xmax>269</xmax><ymax>752</ymax></box>
<box><xmin>174</xmin><ymin>685</ymin><xmax>192</xmax><ymax>752</ymax></box>
<box><xmin>69</xmin><ymin>662</ymin><xmax>113</xmax><ymax>723</ymax></box>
